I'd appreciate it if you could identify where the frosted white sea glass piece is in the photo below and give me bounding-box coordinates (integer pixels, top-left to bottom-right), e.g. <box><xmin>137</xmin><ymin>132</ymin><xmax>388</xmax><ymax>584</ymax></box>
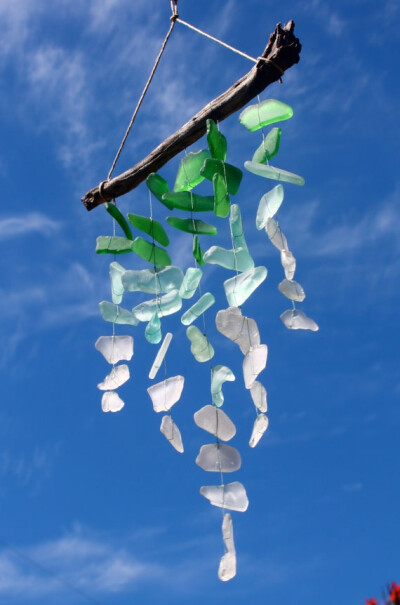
<box><xmin>196</xmin><ymin>443</ymin><xmax>241</xmax><ymax>472</ymax></box>
<box><xmin>216</xmin><ymin>307</ymin><xmax>260</xmax><ymax>355</ymax></box>
<box><xmin>200</xmin><ymin>482</ymin><xmax>249</xmax><ymax>512</ymax></box>
<box><xmin>243</xmin><ymin>345</ymin><xmax>268</xmax><ymax>389</ymax></box>
<box><xmin>281</xmin><ymin>249</ymin><xmax>296</xmax><ymax>280</ymax></box>
<box><xmin>179</xmin><ymin>267</ymin><xmax>203</xmax><ymax>299</ymax></box>
<box><xmin>211</xmin><ymin>365</ymin><xmax>235</xmax><ymax>407</ymax></box>
<box><xmin>256</xmin><ymin>184</ymin><xmax>284</xmax><ymax>230</ymax></box>
<box><xmin>132</xmin><ymin>289</ymin><xmax>182</xmax><ymax>321</ymax></box>
<box><xmin>244</xmin><ymin>161</ymin><xmax>305</xmax><ymax>186</ymax></box>
<box><xmin>280</xmin><ymin>309</ymin><xmax>319</xmax><ymax>331</ymax></box>
<box><xmin>109</xmin><ymin>261</ymin><xmax>125</xmax><ymax>304</ymax></box>
<box><xmin>101</xmin><ymin>391</ymin><xmax>125</xmax><ymax>413</ymax></box>
<box><xmin>147</xmin><ymin>375</ymin><xmax>185</xmax><ymax>412</ymax></box>
<box><xmin>250</xmin><ymin>381</ymin><xmax>267</xmax><ymax>412</ymax></box>
<box><xmin>97</xmin><ymin>364</ymin><xmax>130</xmax><ymax>391</ymax></box>
<box><xmin>249</xmin><ymin>413</ymin><xmax>269</xmax><ymax>448</ymax></box>
<box><xmin>160</xmin><ymin>415</ymin><xmax>184</xmax><ymax>453</ymax></box>
<box><xmin>278</xmin><ymin>278</ymin><xmax>305</xmax><ymax>302</ymax></box>
<box><xmin>265</xmin><ymin>218</ymin><xmax>288</xmax><ymax>251</ymax></box>
<box><xmin>149</xmin><ymin>333</ymin><xmax>173</xmax><ymax>379</ymax></box>
<box><xmin>194</xmin><ymin>405</ymin><xmax>236</xmax><ymax>441</ymax></box>
<box><xmin>224</xmin><ymin>266</ymin><xmax>267</xmax><ymax>307</ymax></box>
<box><xmin>181</xmin><ymin>292</ymin><xmax>215</xmax><ymax>325</ymax></box>
<box><xmin>218</xmin><ymin>513</ymin><xmax>236</xmax><ymax>582</ymax></box>
<box><xmin>99</xmin><ymin>301</ymin><xmax>139</xmax><ymax>326</ymax></box>
<box><xmin>186</xmin><ymin>325</ymin><xmax>214</xmax><ymax>362</ymax></box>
<box><xmin>95</xmin><ymin>335</ymin><xmax>134</xmax><ymax>364</ymax></box>
<box><xmin>122</xmin><ymin>266</ymin><xmax>183</xmax><ymax>294</ymax></box>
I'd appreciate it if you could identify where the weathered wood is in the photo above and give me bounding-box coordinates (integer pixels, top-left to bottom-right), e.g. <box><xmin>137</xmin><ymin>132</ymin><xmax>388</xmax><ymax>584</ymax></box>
<box><xmin>82</xmin><ymin>20</ymin><xmax>301</xmax><ymax>211</ymax></box>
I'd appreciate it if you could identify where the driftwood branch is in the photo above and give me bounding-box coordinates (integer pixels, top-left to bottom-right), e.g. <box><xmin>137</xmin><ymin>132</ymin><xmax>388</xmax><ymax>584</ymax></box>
<box><xmin>82</xmin><ymin>20</ymin><xmax>301</xmax><ymax>211</ymax></box>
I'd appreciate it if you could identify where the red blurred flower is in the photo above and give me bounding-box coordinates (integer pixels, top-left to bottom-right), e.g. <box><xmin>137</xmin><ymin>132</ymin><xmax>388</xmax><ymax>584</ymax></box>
<box><xmin>366</xmin><ymin>599</ymin><xmax>377</xmax><ymax>605</ymax></box>
<box><xmin>389</xmin><ymin>582</ymin><xmax>400</xmax><ymax>603</ymax></box>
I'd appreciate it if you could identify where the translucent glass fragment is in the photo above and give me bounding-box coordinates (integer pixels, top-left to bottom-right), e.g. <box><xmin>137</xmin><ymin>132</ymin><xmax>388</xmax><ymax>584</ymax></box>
<box><xmin>243</xmin><ymin>344</ymin><xmax>268</xmax><ymax>389</ymax></box>
<box><xmin>162</xmin><ymin>191</ymin><xmax>214</xmax><ymax>212</ymax></box>
<box><xmin>244</xmin><ymin>161</ymin><xmax>305</xmax><ymax>186</ymax></box>
<box><xmin>256</xmin><ymin>184</ymin><xmax>284</xmax><ymax>230</ymax></box>
<box><xmin>96</xmin><ymin>236</ymin><xmax>134</xmax><ymax>255</ymax></box>
<box><xmin>206</xmin><ymin>119</ymin><xmax>227</xmax><ymax>161</ymax></box>
<box><xmin>230</xmin><ymin>204</ymin><xmax>247</xmax><ymax>250</ymax></box>
<box><xmin>186</xmin><ymin>325</ymin><xmax>214</xmax><ymax>362</ymax></box>
<box><xmin>216</xmin><ymin>307</ymin><xmax>260</xmax><ymax>355</ymax></box>
<box><xmin>281</xmin><ymin>249</ymin><xmax>296</xmax><ymax>280</ymax></box>
<box><xmin>252</xmin><ymin>127</ymin><xmax>281</xmax><ymax>163</ymax></box>
<box><xmin>249</xmin><ymin>413</ymin><xmax>269</xmax><ymax>447</ymax></box>
<box><xmin>280</xmin><ymin>309</ymin><xmax>319</xmax><ymax>331</ymax></box>
<box><xmin>250</xmin><ymin>381</ymin><xmax>267</xmax><ymax>413</ymax></box>
<box><xmin>194</xmin><ymin>405</ymin><xmax>236</xmax><ymax>441</ymax></box>
<box><xmin>132</xmin><ymin>289</ymin><xmax>182</xmax><ymax>321</ymax></box>
<box><xmin>149</xmin><ymin>332</ymin><xmax>173</xmax><ymax>379</ymax></box>
<box><xmin>99</xmin><ymin>301</ymin><xmax>139</xmax><ymax>326</ymax></box>
<box><xmin>193</xmin><ymin>235</ymin><xmax>205</xmax><ymax>266</ymax></box>
<box><xmin>200</xmin><ymin>159</ymin><xmax>242</xmax><ymax>195</ymax></box>
<box><xmin>200</xmin><ymin>482</ymin><xmax>249</xmax><ymax>512</ymax></box>
<box><xmin>196</xmin><ymin>443</ymin><xmax>241</xmax><ymax>472</ymax></box>
<box><xmin>145</xmin><ymin>312</ymin><xmax>162</xmax><ymax>344</ymax></box>
<box><xmin>218</xmin><ymin>513</ymin><xmax>236</xmax><ymax>582</ymax></box>
<box><xmin>181</xmin><ymin>292</ymin><xmax>215</xmax><ymax>326</ymax></box>
<box><xmin>224</xmin><ymin>266</ymin><xmax>267</xmax><ymax>307</ymax></box>
<box><xmin>101</xmin><ymin>391</ymin><xmax>125</xmax><ymax>413</ymax></box>
<box><xmin>160</xmin><ymin>415</ymin><xmax>184</xmax><ymax>453</ymax></box>
<box><xmin>239</xmin><ymin>99</ymin><xmax>293</xmax><ymax>132</ymax></box>
<box><xmin>127</xmin><ymin>214</ymin><xmax>169</xmax><ymax>247</ymax></box>
<box><xmin>97</xmin><ymin>364</ymin><xmax>130</xmax><ymax>391</ymax></box>
<box><xmin>174</xmin><ymin>150</ymin><xmax>211</xmax><ymax>192</ymax></box>
<box><xmin>265</xmin><ymin>218</ymin><xmax>288</xmax><ymax>251</ymax></box>
<box><xmin>109</xmin><ymin>262</ymin><xmax>125</xmax><ymax>304</ymax></box>
<box><xmin>204</xmin><ymin>246</ymin><xmax>254</xmax><ymax>272</ymax></box>
<box><xmin>213</xmin><ymin>173</ymin><xmax>230</xmax><ymax>218</ymax></box>
<box><xmin>179</xmin><ymin>267</ymin><xmax>203</xmax><ymax>299</ymax></box>
<box><xmin>147</xmin><ymin>375</ymin><xmax>184</xmax><ymax>413</ymax></box>
<box><xmin>211</xmin><ymin>365</ymin><xmax>235</xmax><ymax>407</ymax></box>
<box><xmin>132</xmin><ymin>237</ymin><xmax>171</xmax><ymax>266</ymax></box>
<box><xmin>105</xmin><ymin>203</ymin><xmax>133</xmax><ymax>240</ymax></box>
<box><xmin>122</xmin><ymin>266</ymin><xmax>183</xmax><ymax>294</ymax></box>
<box><xmin>278</xmin><ymin>278</ymin><xmax>305</xmax><ymax>302</ymax></box>
<box><xmin>146</xmin><ymin>173</ymin><xmax>173</xmax><ymax>209</ymax></box>
<box><xmin>166</xmin><ymin>216</ymin><xmax>217</xmax><ymax>235</ymax></box>
<box><xmin>95</xmin><ymin>335</ymin><xmax>133</xmax><ymax>364</ymax></box>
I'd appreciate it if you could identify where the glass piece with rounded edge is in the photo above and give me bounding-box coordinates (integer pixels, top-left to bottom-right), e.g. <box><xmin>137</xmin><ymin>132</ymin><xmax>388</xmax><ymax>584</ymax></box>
<box><xmin>230</xmin><ymin>204</ymin><xmax>247</xmax><ymax>250</ymax></box>
<box><xmin>96</xmin><ymin>236</ymin><xmax>134</xmax><ymax>255</ymax></box>
<box><xmin>200</xmin><ymin>159</ymin><xmax>242</xmax><ymax>195</ymax></box>
<box><xmin>149</xmin><ymin>332</ymin><xmax>173</xmax><ymax>379</ymax></box>
<box><xmin>265</xmin><ymin>218</ymin><xmax>288</xmax><ymax>251</ymax></box>
<box><xmin>95</xmin><ymin>335</ymin><xmax>133</xmax><ymax>364</ymax></box>
<box><xmin>252</xmin><ymin>127</ymin><xmax>282</xmax><ymax>163</ymax></box>
<box><xmin>99</xmin><ymin>301</ymin><xmax>139</xmax><ymax>326</ymax></box>
<box><xmin>204</xmin><ymin>246</ymin><xmax>254</xmax><ymax>272</ymax></box>
<box><xmin>278</xmin><ymin>278</ymin><xmax>305</xmax><ymax>302</ymax></box>
<box><xmin>213</xmin><ymin>173</ymin><xmax>230</xmax><ymax>218</ymax></box>
<box><xmin>218</xmin><ymin>513</ymin><xmax>236</xmax><ymax>582</ymax></box>
<box><xmin>166</xmin><ymin>216</ymin><xmax>217</xmax><ymax>235</ymax></box>
<box><xmin>147</xmin><ymin>375</ymin><xmax>185</xmax><ymax>413</ymax></box>
<box><xmin>174</xmin><ymin>149</ymin><xmax>211</xmax><ymax>192</ymax></box>
<box><xmin>193</xmin><ymin>236</ymin><xmax>205</xmax><ymax>266</ymax></box>
<box><xmin>256</xmin><ymin>184</ymin><xmax>284</xmax><ymax>230</ymax></box>
<box><xmin>206</xmin><ymin>119</ymin><xmax>227</xmax><ymax>161</ymax></box>
<box><xmin>245</xmin><ymin>161</ymin><xmax>305</xmax><ymax>186</ymax></box>
<box><xmin>239</xmin><ymin>99</ymin><xmax>293</xmax><ymax>132</ymax></box>
<box><xmin>132</xmin><ymin>237</ymin><xmax>171</xmax><ymax>266</ymax></box>
<box><xmin>196</xmin><ymin>443</ymin><xmax>241</xmax><ymax>472</ymax></box>
<box><xmin>200</xmin><ymin>482</ymin><xmax>249</xmax><ymax>512</ymax></box>
<box><xmin>194</xmin><ymin>405</ymin><xmax>236</xmax><ymax>441</ymax></box>
<box><xmin>250</xmin><ymin>381</ymin><xmax>267</xmax><ymax>413</ymax></box>
<box><xmin>243</xmin><ymin>344</ymin><xmax>268</xmax><ymax>389</ymax></box>
<box><xmin>101</xmin><ymin>391</ymin><xmax>125</xmax><ymax>413</ymax></box>
<box><xmin>280</xmin><ymin>309</ymin><xmax>319</xmax><ymax>331</ymax></box>
<box><xmin>211</xmin><ymin>365</ymin><xmax>235</xmax><ymax>407</ymax></box>
<box><xmin>216</xmin><ymin>307</ymin><xmax>260</xmax><ymax>355</ymax></box>
<box><xmin>132</xmin><ymin>289</ymin><xmax>182</xmax><ymax>322</ymax></box>
<box><xmin>105</xmin><ymin>203</ymin><xmax>133</xmax><ymax>240</ymax></box>
<box><xmin>224</xmin><ymin>266</ymin><xmax>267</xmax><ymax>307</ymax></box>
<box><xmin>109</xmin><ymin>261</ymin><xmax>125</xmax><ymax>304</ymax></box>
<box><xmin>281</xmin><ymin>249</ymin><xmax>296</xmax><ymax>280</ymax></box>
<box><xmin>122</xmin><ymin>266</ymin><xmax>183</xmax><ymax>294</ymax></box>
<box><xmin>145</xmin><ymin>312</ymin><xmax>162</xmax><ymax>344</ymax></box>
<box><xmin>97</xmin><ymin>364</ymin><xmax>130</xmax><ymax>391</ymax></box>
<box><xmin>249</xmin><ymin>413</ymin><xmax>269</xmax><ymax>448</ymax></box>
<box><xmin>162</xmin><ymin>191</ymin><xmax>214</xmax><ymax>212</ymax></box>
<box><xmin>127</xmin><ymin>214</ymin><xmax>169</xmax><ymax>247</ymax></box>
<box><xmin>179</xmin><ymin>267</ymin><xmax>203</xmax><ymax>299</ymax></box>
<box><xmin>160</xmin><ymin>415</ymin><xmax>184</xmax><ymax>453</ymax></box>
<box><xmin>181</xmin><ymin>292</ymin><xmax>215</xmax><ymax>326</ymax></box>
<box><xmin>186</xmin><ymin>325</ymin><xmax>214</xmax><ymax>362</ymax></box>
<box><xmin>146</xmin><ymin>173</ymin><xmax>173</xmax><ymax>209</ymax></box>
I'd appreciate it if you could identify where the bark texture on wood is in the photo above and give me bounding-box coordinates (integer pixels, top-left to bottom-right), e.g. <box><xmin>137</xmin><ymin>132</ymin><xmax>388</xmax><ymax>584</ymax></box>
<box><xmin>82</xmin><ymin>20</ymin><xmax>301</xmax><ymax>211</ymax></box>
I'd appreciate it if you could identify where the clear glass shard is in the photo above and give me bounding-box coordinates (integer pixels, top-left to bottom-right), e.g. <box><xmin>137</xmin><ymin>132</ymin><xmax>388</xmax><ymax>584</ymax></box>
<box><xmin>245</xmin><ymin>161</ymin><xmax>305</xmax><ymax>186</ymax></box>
<box><xmin>97</xmin><ymin>364</ymin><xmax>130</xmax><ymax>391</ymax></box>
<box><xmin>278</xmin><ymin>278</ymin><xmax>306</xmax><ymax>302</ymax></box>
<box><xmin>181</xmin><ymin>292</ymin><xmax>215</xmax><ymax>326</ymax></box>
<box><xmin>200</xmin><ymin>482</ymin><xmax>249</xmax><ymax>512</ymax></box>
<box><xmin>147</xmin><ymin>375</ymin><xmax>185</xmax><ymax>413</ymax></box>
<box><xmin>101</xmin><ymin>391</ymin><xmax>125</xmax><ymax>413</ymax></box>
<box><xmin>249</xmin><ymin>413</ymin><xmax>269</xmax><ymax>448</ymax></box>
<box><xmin>206</xmin><ymin>119</ymin><xmax>227</xmax><ymax>161</ymax></box>
<box><xmin>194</xmin><ymin>405</ymin><xmax>236</xmax><ymax>441</ymax></box>
<box><xmin>149</xmin><ymin>332</ymin><xmax>173</xmax><ymax>379</ymax></box>
<box><xmin>96</xmin><ymin>236</ymin><xmax>134</xmax><ymax>255</ymax></box>
<box><xmin>213</xmin><ymin>173</ymin><xmax>230</xmax><ymax>218</ymax></box>
<box><xmin>281</xmin><ymin>249</ymin><xmax>296</xmax><ymax>280</ymax></box>
<box><xmin>211</xmin><ymin>365</ymin><xmax>235</xmax><ymax>407</ymax></box>
<box><xmin>200</xmin><ymin>159</ymin><xmax>243</xmax><ymax>195</ymax></box>
<box><xmin>239</xmin><ymin>99</ymin><xmax>293</xmax><ymax>132</ymax></box>
<box><xmin>122</xmin><ymin>266</ymin><xmax>184</xmax><ymax>294</ymax></box>
<box><xmin>252</xmin><ymin>127</ymin><xmax>282</xmax><ymax>163</ymax></box>
<box><xmin>196</xmin><ymin>443</ymin><xmax>241</xmax><ymax>472</ymax></box>
<box><xmin>250</xmin><ymin>381</ymin><xmax>267</xmax><ymax>413</ymax></box>
<box><xmin>145</xmin><ymin>312</ymin><xmax>162</xmax><ymax>344</ymax></box>
<box><xmin>265</xmin><ymin>218</ymin><xmax>288</xmax><ymax>251</ymax></box>
<box><xmin>95</xmin><ymin>335</ymin><xmax>134</xmax><ymax>364</ymax></box>
<box><xmin>280</xmin><ymin>309</ymin><xmax>319</xmax><ymax>331</ymax></box>
<box><xmin>174</xmin><ymin>149</ymin><xmax>210</xmax><ymax>192</ymax></box>
<box><xmin>160</xmin><ymin>415</ymin><xmax>184</xmax><ymax>453</ymax></box>
<box><xmin>216</xmin><ymin>307</ymin><xmax>260</xmax><ymax>355</ymax></box>
<box><xmin>179</xmin><ymin>267</ymin><xmax>203</xmax><ymax>299</ymax></box>
<box><xmin>132</xmin><ymin>289</ymin><xmax>182</xmax><ymax>321</ymax></box>
<box><xmin>127</xmin><ymin>214</ymin><xmax>169</xmax><ymax>247</ymax></box>
<box><xmin>99</xmin><ymin>301</ymin><xmax>139</xmax><ymax>326</ymax></box>
<box><xmin>256</xmin><ymin>184</ymin><xmax>284</xmax><ymax>230</ymax></box>
<box><xmin>243</xmin><ymin>344</ymin><xmax>268</xmax><ymax>389</ymax></box>
<box><xmin>186</xmin><ymin>325</ymin><xmax>214</xmax><ymax>362</ymax></box>
<box><xmin>224</xmin><ymin>266</ymin><xmax>267</xmax><ymax>307</ymax></box>
<box><xmin>203</xmin><ymin>246</ymin><xmax>254</xmax><ymax>272</ymax></box>
<box><xmin>218</xmin><ymin>513</ymin><xmax>236</xmax><ymax>582</ymax></box>
<box><xmin>109</xmin><ymin>261</ymin><xmax>125</xmax><ymax>304</ymax></box>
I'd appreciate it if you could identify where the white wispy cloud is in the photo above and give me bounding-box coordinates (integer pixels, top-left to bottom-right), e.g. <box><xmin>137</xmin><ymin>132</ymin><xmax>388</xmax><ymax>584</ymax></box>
<box><xmin>0</xmin><ymin>213</ymin><xmax>61</xmax><ymax>240</ymax></box>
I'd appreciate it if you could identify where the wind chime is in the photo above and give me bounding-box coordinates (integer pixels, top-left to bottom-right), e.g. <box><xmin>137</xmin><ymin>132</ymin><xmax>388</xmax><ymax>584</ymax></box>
<box><xmin>82</xmin><ymin>2</ymin><xmax>315</xmax><ymax>581</ymax></box>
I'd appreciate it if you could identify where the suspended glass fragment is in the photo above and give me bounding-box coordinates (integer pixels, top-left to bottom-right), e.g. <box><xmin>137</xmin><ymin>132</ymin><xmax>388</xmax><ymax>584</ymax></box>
<box><xmin>252</xmin><ymin>127</ymin><xmax>282</xmax><ymax>163</ymax></box>
<box><xmin>204</xmin><ymin>245</ymin><xmax>254</xmax><ymax>272</ymax></box>
<box><xmin>218</xmin><ymin>513</ymin><xmax>236</xmax><ymax>582</ymax></box>
<box><xmin>109</xmin><ymin>261</ymin><xmax>125</xmax><ymax>304</ymax></box>
<box><xmin>200</xmin><ymin>482</ymin><xmax>249</xmax><ymax>512</ymax></box>
<box><xmin>146</xmin><ymin>173</ymin><xmax>174</xmax><ymax>209</ymax></box>
<box><xmin>97</xmin><ymin>364</ymin><xmax>130</xmax><ymax>391</ymax></box>
<box><xmin>243</xmin><ymin>344</ymin><xmax>268</xmax><ymax>389</ymax></box>
<box><xmin>239</xmin><ymin>99</ymin><xmax>293</xmax><ymax>132</ymax></box>
<box><xmin>230</xmin><ymin>204</ymin><xmax>247</xmax><ymax>250</ymax></box>
<box><xmin>99</xmin><ymin>301</ymin><xmax>139</xmax><ymax>325</ymax></box>
<box><xmin>245</xmin><ymin>161</ymin><xmax>305</xmax><ymax>186</ymax></box>
<box><xmin>149</xmin><ymin>332</ymin><xmax>173</xmax><ymax>380</ymax></box>
<box><xmin>213</xmin><ymin>173</ymin><xmax>230</xmax><ymax>218</ymax></box>
<box><xmin>145</xmin><ymin>312</ymin><xmax>162</xmax><ymax>344</ymax></box>
<box><xmin>96</xmin><ymin>236</ymin><xmax>134</xmax><ymax>255</ymax></box>
<box><xmin>249</xmin><ymin>414</ymin><xmax>269</xmax><ymax>448</ymax></box>
<box><xmin>200</xmin><ymin>159</ymin><xmax>243</xmax><ymax>195</ymax></box>
<box><xmin>173</xmin><ymin>149</ymin><xmax>211</xmax><ymax>192</ymax></box>
<box><xmin>101</xmin><ymin>391</ymin><xmax>125</xmax><ymax>413</ymax></box>
<box><xmin>132</xmin><ymin>237</ymin><xmax>171</xmax><ymax>266</ymax></box>
<box><xmin>186</xmin><ymin>325</ymin><xmax>214</xmax><ymax>362</ymax></box>
<box><xmin>95</xmin><ymin>335</ymin><xmax>133</xmax><ymax>364</ymax></box>
<box><xmin>181</xmin><ymin>292</ymin><xmax>215</xmax><ymax>326</ymax></box>
<box><xmin>280</xmin><ymin>249</ymin><xmax>296</xmax><ymax>280</ymax></box>
<box><xmin>162</xmin><ymin>191</ymin><xmax>214</xmax><ymax>212</ymax></box>
<box><xmin>194</xmin><ymin>405</ymin><xmax>236</xmax><ymax>441</ymax></box>
<box><xmin>256</xmin><ymin>184</ymin><xmax>284</xmax><ymax>230</ymax></box>
<box><xmin>132</xmin><ymin>289</ymin><xmax>182</xmax><ymax>321</ymax></box>
<box><xmin>211</xmin><ymin>365</ymin><xmax>235</xmax><ymax>407</ymax></box>
<box><xmin>105</xmin><ymin>203</ymin><xmax>133</xmax><ymax>240</ymax></box>
<box><xmin>216</xmin><ymin>307</ymin><xmax>260</xmax><ymax>355</ymax></box>
<box><xmin>280</xmin><ymin>309</ymin><xmax>319</xmax><ymax>331</ymax></box>
<box><xmin>147</xmin><ymin>375</ymin><xmax>185</xmax><ymax>413</ymax></box>
<box><xmin>224</xmin><ymin>266</ymin><xmax>267</xmax><ymax>307</ymax></box>
<box><xmin>250</xmin><ymin>381</ymin><xmax>267</xmax><ymax>413</ymax></box>
<box><xmin>206</xmin><ymin>119</ymin><xmax>227</xmax><ymax>161</ymax></box>
<box><xmin>278</xmin><ymin>278</ymin><xmax>306</xmax><ymax>302</ymax></box>
<box><xmin>196</xmin><ymin>443</ymin><xmax>241</xmax><ymax>472</ymax></box>
<box><xmin>265</xmin><ymin>218</ymin><xmax>288</xmax><ymax>251</ymax></box>
<box><xmin>179</xmin><ymin>267</ymin><xmax>203</xmax><ymax>299</ymax></box>
<box><xmin>127</xmin><ymin>214</ymin><xmax>170</xmax><ymax>247</ymax></box>
<box><xmin>166</xmin><ymin>216</ymin><xmax>217</xmax><ymax>235</ymax></box>
<box><xmin>160</xmin><ymin>415</ymin><xmax>184</xmax><ymax>453</ymax></box>
<box><xmin>193</xmin><ymin>236</ymin><xmax>205</xmax><ymax>266</ymax></box>
<box><xmin>122</xmin><ymin>265</ymin><xmax>183</xmax><ymax>294</ymax></box>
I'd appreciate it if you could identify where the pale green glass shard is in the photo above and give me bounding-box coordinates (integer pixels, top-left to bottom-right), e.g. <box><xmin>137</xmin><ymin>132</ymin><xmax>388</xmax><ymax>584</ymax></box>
<box><xmin>174</xmin><ymin>149</ymin><xmax>211</xmax><ymax>192</ymax></box>
<box><xmin>127</xmin><ymin>214</ymin><xmax>169</xmax><ymax>247</ymax></box>
<box><xmin>245</xmin><ymin>161</ymin><xmax>305</xmax><ymax>186</ymax></box>
<box><xmin>193</xmin><ymin>236</ymin><xmax>205</xmax><ymax>266</ymax></box>
<box><xmin>99</xmin><ymin>301</ymin><xmax>139</xmax><ymax>326</ymax></box>
<box><xmin>211</xmin><ymin>365</ymin><xmax>235</xmax><ymax>407</ymax></box>
<box><xmin>204</xmin><ymin>246</ymin><xmax>254</xmax><ymax>272</ymax></box>
<box><xmin>96</xmin><ymin>236</ymin><xmax>134</xmax><ymax>255</ymax></box>
<box><xmin>186</xmin><ymin>325</ymin><xmax>214</xmax><ymax>362</ymax></box>
<box><xmin>179</xmin><ymin>267</ymin><xmax>203</xmax><ymax>299</ymax></box>
<box><xmin>280</xmin><ymin>309</ymin><xmax>319</xmax><ymax>331</ymax></box>
<box><xmin>200</xmin><ymin>159</ymin><xmax>242</xmax><ymax>195</ymax></box>
<box><xmin>149</xmin><ymin>332</ymin><xmax>173</xmax><ymax>379</ymax></box>
<box><xmin>252</xmin><ymin>127</ymin><xmax>282</xmax><ymax>163</ymax></box>
<box><xmin>133</xmin><ymin>289</ymin><xmax>182</xmax><ymax>321</ymax></box>
<box><xmin>278</xmin><ymin>278</ymin><xmax>305</xmax><ymax>302</ymax></box>
<box><xmin>145</xmin><ymin>312</ymin><xmax>162</xmax><ymax>344</ymax></box>
<box><xmin>230</xmin><ymin>204</ymin><xmax>247</xmax><ymax>250</ymax></box>
<box><xmin>239</xmin><ymin>99</ymin><xmax>293</xmax><ymax>132</ymax></box>
<box><xmin>224</xmin><ymin>266</ymin><xmax>267</xmax><ymax>307</ymax></box>
<box><xmin>146</xmin><ymin>173</ymin><xmax>174</xmax><ymax>210</ymax></box>
<box><xmin>206</xmin><ymin>119</ymin><xmax>227</xmax><ymax>161</ymax></box>
<box><xmin>181</xmin><ymin>292</ymin><xmax>215</xmax><ymax>325</ymax></box>
<box><xmin>109</xmin><ymin>261</ymin><xmax>125</xmax><ymax>304</ymax></box>
<box><xmin>105</xmin><ymin>203</ymin><xmax>133</xmax><ymax>240</ymax></box>
<box><xmin>132</xmin><ymin>237</ymin><xmax>171</xmax><ymax>266</ymax></box>
<box><xmin>162</xmin><ymin>191</ymin><xmax>214</xmax><ymax>212</ymax></box>
<box><xmin>213</xmin><ymin>173</ymin><xmax>230</xmax><ymax>218</ymax></box>
<box><xmin>122</xmin><ymin>266</ymin><xmax>183</xmax><ymax>294</ymax></box>
<box><xmin>256</xmin><ymin>184</ymin><xmax>284</xmax><ymax>230</ymax></box>
<box><xmin>166</xmin><ymin>216</ymin><xmax>217</xmax><ymax>235</ymax></box>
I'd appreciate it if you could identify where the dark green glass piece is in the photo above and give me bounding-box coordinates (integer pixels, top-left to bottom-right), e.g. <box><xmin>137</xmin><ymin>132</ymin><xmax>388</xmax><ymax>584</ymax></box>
<box><xmin>173</xmin><ymin>150</ymin><xmax>211</xmax><ymax>192</ymax></box>
<box><xmin>132</xmin><ymin>237</ymin><xmax>171</xmax><ymax>266</ymax></box>
<box><xmin>96</xmin><ymin>236</ymin><xmax>135</xmax><ymax>255</ymax></box>
<box><xmin>213</xmin><ymin>173</ymin><xmax>230</xmax><ymax>218</ymax></box>
<box><xmin>193</xmin><ymin>235</ymin><xmax>205</xmax><ymax>266</ymax></box>
<box><xmin>105</xmin><ymin>203</ymin><xmax>133</xmax><ymax>240</ymax></box>
<box><xmin>206</xmin><ymin>119</ymin><xmax>227</xmax><ymax>161</ymax></box>
<box><xmin>162</xmin><ymin>191</ymin><xmax>214</xmax><ymax>212</ymax></box>
<box><xmin>127</xmin><ymin>214</ymin><xmax>169</xmax><ymax>247</ymax></box>
<box><xmin>146</xmin><ymin>173</ymin><xmax>174</xmax><ymax>210</ymax></box>
<box><xmin>252</xmin><ymin>127</ymin><xmax>282</xmax><ymax>164</ymax></box>
<box><xmin>200</xmin><ymin>159</ymin><xmax>242</xmax><ymax>195</ymax></box>
<box><xmin>166</xmin><ymin>216</ymin><xmax>217</xmax><ymax>235</ymax></box>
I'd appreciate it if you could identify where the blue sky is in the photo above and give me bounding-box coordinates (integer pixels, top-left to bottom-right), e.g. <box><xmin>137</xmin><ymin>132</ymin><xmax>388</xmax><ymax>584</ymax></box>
<box><xmin>0</xmin><ymin>0</ymin><xmax>399</xmax><ymax>603</ymax></box>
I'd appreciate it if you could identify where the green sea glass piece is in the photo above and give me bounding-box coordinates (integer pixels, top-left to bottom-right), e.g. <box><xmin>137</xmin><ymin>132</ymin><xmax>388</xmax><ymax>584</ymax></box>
<box><xmin>244</xmin><ymin>161</ymin><xmax>305</xmax><ymax>186</ymax></box>
<box><xmin>145</xmin><ymin>312</ymin><xmax>162</xmax><ymax>344</ymax></box>
<box><xmin>239</xmin><ymin>99</ymin><xmax>293</xmax><ymax>132</ymax></box>
<box><xmin>122</xmin><ymin>266</ymin><xmax>183</xmax><ymax>294</ymax></box>
<box><xmin>206</xmin><ymin>119</ymin><xmax>227</xmax><ymax>161</ymax></box>
<box><xmin>127</xmin><ymin>214</ymin><xmax>169</xmax><ymax>247</ymax></box>
<box><xmin>132</xmin><ymin>289</ymin><xmax>182</xmax><ymax>321</ymax></box>
<box><xmin>213</xmin><ymin>173</ymin><xmax>230</xmax><ymax>218</ymax></box>
<box><xmin>186</xmin><ymin>325</ymin><xmax>214</xmax><ymax>362</ymax></box>
<box><xmin>166</xmin><ymin>217</ymin><xmax>217</xmax><ymax>235</ymax></box>
<box><xmin>211</xmin><ymin>365</ymin><xmax>235</xmax><ymax>407</ymax></box>
<box><xmin>146</xmin><ymin>173</ymin><xmax>174</xmax><ymax>210</ymax></box>
<box><xmin>105</xmin><ymin>203</ymin><xmax>133</xmax><ymax>240</ymax></box>
<box><xmin>109</xmin><ymin>261</ymin><xmax>125</xmax><ymax>304</ymax></box>
<box><xmin>224</xmin><ymin>266</ymin><xmax>267</xmax><ymax>307</ymax></box>
<box><xmin>252</xmin><ymin>127</ymin><xmax>282</xmax><ymax>163</ymax></box>
<box><xmin>162</xmin><ymin>191</ymin><xmax>214</xmax><ymax>212</ymax></box>
<box><xmin>181</xmin><ymin>292</ymin><xmax>215</xmax><ymax>326</ymax></box>
<box><xmin>173</xmin><ymin>150</ymin><xmax>211</xmax><ymax>192</ymax></box>
<box><xmin>132</xmin><ymin>237</ymin><xmax>171</xmax><ymax>266</ymax></box>
<box><xmin>99</xmin><ymin>301</ymin><xmax>139</xmax><ymax>326</ymax></box>
<box><xmin>200</xmin><ymin>159</ymin><xmax>242</xmax><ymax>195</ymax></box>
<box><xmin>230</xmin><ymin>204</ymin><xmax>247</xmax><ymax>250</ymax></box>
<box><xmin>193</xmin><ymin>236</ymin><xmax>205</xmax><ymax>266</ymax></box>
<box><xmin>179</xmin><ymin>267</ymin><xmax>203</xmax><ymax>299</ymax></box>
<box><xmin>96</xmin><ymin>236</ymin><xmax>135</xmax><ymax>255</ymax></box>
<box><xmin>256</xmin><ymin>184</ymin><xmax>284</xmax><ymax>230</ymax></box>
